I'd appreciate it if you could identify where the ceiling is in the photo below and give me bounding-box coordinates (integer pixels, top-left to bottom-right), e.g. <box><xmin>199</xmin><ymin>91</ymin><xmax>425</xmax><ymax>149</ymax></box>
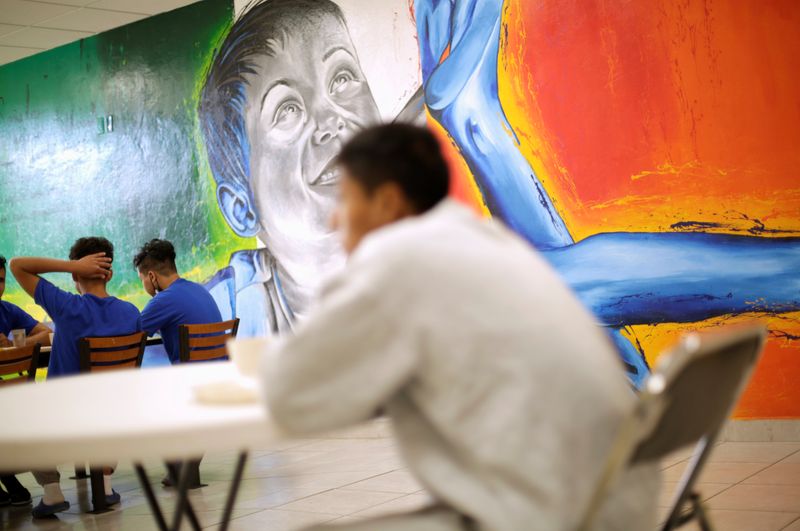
<box><xmin>0</xmin><ymin>0</ymin><xmax>203</xmax><ymax>66</ymax></box>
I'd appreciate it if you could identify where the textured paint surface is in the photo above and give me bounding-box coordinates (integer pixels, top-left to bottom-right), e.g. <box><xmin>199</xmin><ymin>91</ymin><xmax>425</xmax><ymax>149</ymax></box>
<box><xmin>418</xmin><ymin>0</ymin><xmax>800</xmax><ymax>418</ymax></box>
<box><xmin>0</xmin><ymin>0</ymin><xmax>244</xmax><ymax>313</ymax></box>
<box><xmin>1</xmin><ymin>0</ymin><xmax>798</xmax><ymax>419</ymax></box>
<box><xmin>500</xmin><ymin>0</ymin><xmax>800</xmax><ymax>240</ymax></box>
<box><xmin>198</xmin><ymin>0</ymin><xmax>427</xmax><ymax>338</ymax></box>
<box><xmin>499</xmin><ymin>0</ymin><xmax>800</xmax><ymax>419</ymax></box>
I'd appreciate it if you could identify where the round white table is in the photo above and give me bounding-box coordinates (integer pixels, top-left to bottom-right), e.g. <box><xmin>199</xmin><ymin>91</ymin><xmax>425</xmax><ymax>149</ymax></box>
<box><xmin>0</xmin><ymin>361</ymin><xmax>282</xmax><ymax>530</ymax></box>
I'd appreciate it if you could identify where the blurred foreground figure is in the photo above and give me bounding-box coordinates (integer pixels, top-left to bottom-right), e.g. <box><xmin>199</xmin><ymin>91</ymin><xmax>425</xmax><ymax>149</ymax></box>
<box><xmin>263</xmin><ymin>124</ymin><xmax>659</xmax><ymax>531</ymax></box>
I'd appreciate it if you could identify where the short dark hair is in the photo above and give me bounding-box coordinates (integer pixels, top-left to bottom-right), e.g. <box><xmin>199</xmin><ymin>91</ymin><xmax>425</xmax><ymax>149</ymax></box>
<box><xmin>69</xmin><ymin>237</ymin><xmax>114</xmax><ymax>262</ymax></box>
<box><xmin>0</xmin><ymin>256</ymin><xmax>5</xmax><ymax>270</ymax></box>
<box><xmin>337</xmin><ymin>124</ymin><xmax>450</xmax><ymax>213</ymax></box>
<box><xmin>199</xmin><ymin>0</ymin><xmax>346</xmax><ymax>194</ymax></box>
<box><xmin>133</xmin><ymin>239</ymin><xmax>177</xmax><ymax>275</ymax></box>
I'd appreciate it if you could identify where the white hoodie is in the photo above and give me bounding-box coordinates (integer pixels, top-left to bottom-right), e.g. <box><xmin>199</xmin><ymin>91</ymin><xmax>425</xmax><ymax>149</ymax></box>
<box><xmin>264</xmin><ymin>199</ymin><xmax>660</xmax><ymax>531</ymax></box>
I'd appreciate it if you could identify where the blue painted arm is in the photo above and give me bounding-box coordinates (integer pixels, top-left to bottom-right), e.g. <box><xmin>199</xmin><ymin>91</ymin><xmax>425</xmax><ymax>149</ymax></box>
<box><xmin>415</xmin><ymin>0</ymin><xmax>800</xmax><ymax>388</ymax></box>
<box><xmin>416</xmin><ymin>0</ymin><xmax>649</xmax><ymax>384</ymax></box>
<box><xmin>415</xmin><ymin>0</ymin><xmax>572</xmax><ymax>249</ymax></box>
<box><xmin>546</xmin><ymin>233</ymin><xmax>800</xmax><ymax>326</ymax></box>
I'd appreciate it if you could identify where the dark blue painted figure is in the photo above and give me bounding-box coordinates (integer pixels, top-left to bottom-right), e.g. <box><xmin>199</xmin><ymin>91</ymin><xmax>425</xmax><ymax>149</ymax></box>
<box><xmin>415</xmin><ymin>0</ymin><xmax>800</xmax><ymax>385</ymax></box>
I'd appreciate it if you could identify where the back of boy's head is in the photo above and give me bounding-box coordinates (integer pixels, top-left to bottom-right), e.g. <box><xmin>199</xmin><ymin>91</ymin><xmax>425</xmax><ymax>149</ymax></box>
<box><xmin>133</xmin><ymin>239</ymin><xmax>177</xmax><ymax>275</ymax></box>
<box><xmin>336</xmin><ymin>124</ymin><xmax>450</xmax><ymax>214</ymax></box>
<box><xmin>69</xmin><ymin>237</ymin><xmax>114</xmax><ymax>262</ymax></box>
<box><xmin>0</xmin><ymin>255</ymin><xmax>5</xmax><ymax>271</ymax></box>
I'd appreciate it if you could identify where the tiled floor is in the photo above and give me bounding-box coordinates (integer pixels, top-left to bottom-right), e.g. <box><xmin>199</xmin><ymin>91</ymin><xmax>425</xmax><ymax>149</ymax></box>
<box><xmin>658</xmin><ymin>441</ymin><xmax>800</xmax><ymax>531</ymax></box>
<box><xmin>2</xmin><ymin>422</ymin><xmax>799</xmax><ymax>530</ymax></box>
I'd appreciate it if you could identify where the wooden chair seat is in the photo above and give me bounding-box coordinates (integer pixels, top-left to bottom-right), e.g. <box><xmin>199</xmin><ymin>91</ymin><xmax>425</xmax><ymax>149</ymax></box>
<box><xmin>0</xmin><ymin>344</ymin><xmax>41</xmax><ymax>386</ymax></box>
<box><xmin>78</xmin><ymin>332</ymin><xmax>147</xmax><ymax>373</ymax></box>
<box><xmin>75</xmin><ymin>330</ymin><xmax>146</xmax><ymax>513</ymax></box>
<box><xmin>178</xmin><ymin>319</ymin><xmax>239</xmax><ymax>363</ymax></box>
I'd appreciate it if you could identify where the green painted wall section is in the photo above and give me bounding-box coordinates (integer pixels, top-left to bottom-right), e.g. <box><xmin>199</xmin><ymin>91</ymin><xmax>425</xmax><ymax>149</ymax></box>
<box><xmin>0</xmin><ymin>0</ymin><xmax>250</xmax><ymax>316</ymax></box>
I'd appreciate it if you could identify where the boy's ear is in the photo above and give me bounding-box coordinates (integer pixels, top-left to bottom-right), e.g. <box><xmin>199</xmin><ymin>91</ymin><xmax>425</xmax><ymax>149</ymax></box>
<box><xmin>374</xmin><ymin>182</ymin><xmax>411</xmax><ymax>221</ymax></box>
<box><xmin>217</xmin><ymin>183</ymin><xmax>259</xmax><ymax>238</ymax></box>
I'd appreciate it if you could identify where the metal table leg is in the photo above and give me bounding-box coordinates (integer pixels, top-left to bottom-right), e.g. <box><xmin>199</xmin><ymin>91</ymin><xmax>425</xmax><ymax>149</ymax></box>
<box><xmin>134</xmin><ymin>464</ymin><xmax>169</xmax><ymax>531</ymax></box>
<box><xmin>170</xmin><ymin>461</ymin><xmax>202</xmax><ymax>531</ymax></box>
<box><xmin>220</xmin><ymin>452</ymin><xmax>248</xmax><ymax>531</ymax></box>
<box><xmin>89</xmin><ymin>466</ymin><xmax>110</xmax><ymax>514</ymax></box>
<box><xmin>133</xmin><ymin>452</ymin><xmax>248</xmax><ymax>531</ymax></box>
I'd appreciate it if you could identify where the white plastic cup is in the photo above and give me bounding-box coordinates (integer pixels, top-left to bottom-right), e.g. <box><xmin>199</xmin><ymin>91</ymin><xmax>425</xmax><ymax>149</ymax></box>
<box><xmin>11</xmin><ymin>329</ymin><xmax>26</xmax><ymax>347</ymax></box>
<box><xmin>227</xmin><ymin>337</ymin><xmax>269</xmax><ymax>378</ymax></box>
<box><xmin>49</xmin><ymin>333</ymin><xmax>55</xmax><ymax>345</ymax></box>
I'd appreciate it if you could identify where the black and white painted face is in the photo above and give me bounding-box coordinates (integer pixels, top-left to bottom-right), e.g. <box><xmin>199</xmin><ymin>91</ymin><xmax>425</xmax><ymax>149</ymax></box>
<box><xmin>243</xmin><ymin>12</ymin><xmax>380</xmax><ymax>277</ymax></box>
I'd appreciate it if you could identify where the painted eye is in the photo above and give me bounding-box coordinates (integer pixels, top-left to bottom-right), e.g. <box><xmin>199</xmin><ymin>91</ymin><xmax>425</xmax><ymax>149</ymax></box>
<box><xmin>273</xmin><ymin>100</ymin><xmax>304</xmax><ymax>129</ymax></box>
<box><xmin>330</xmin><ymin>70</ymin><xmax>355</xmax><ymax>95</ymax></box>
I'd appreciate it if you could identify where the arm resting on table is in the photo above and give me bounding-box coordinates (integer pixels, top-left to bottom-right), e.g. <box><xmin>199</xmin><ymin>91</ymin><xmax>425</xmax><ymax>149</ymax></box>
<box><xmin>264</xmin><ymin>264</ymin><xmax>417</xmax><ymax>436</ymax></box>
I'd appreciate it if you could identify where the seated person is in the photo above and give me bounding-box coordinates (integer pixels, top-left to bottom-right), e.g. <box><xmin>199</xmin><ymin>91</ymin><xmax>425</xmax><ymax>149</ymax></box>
<box><xmin>133</xmin><ymin>239</ymin><xmax>223</xmax><ymax>364</ymax></box>
<box><xmin>10</xmin><ymin>237</ymin><xmax>141</xmax><ymax>518</ymax></box>
<box><xmin>263</xmin><ymin>125</ymin><xmax>660</xmax><ymax>531</ymax></box>
<box><xmin>134</xmin><ymin>239</ymin><xmax>223</xmax><ymax>488</ymax></box>
<box><xmin>0</xmin><ymin>254</ymin><xmax>51</xmax><ymax>506</ymax></box>
<box><xmin>0</xmin><ymin>255</ymin><xmax>52</xmax><ymax>348</ymax></box>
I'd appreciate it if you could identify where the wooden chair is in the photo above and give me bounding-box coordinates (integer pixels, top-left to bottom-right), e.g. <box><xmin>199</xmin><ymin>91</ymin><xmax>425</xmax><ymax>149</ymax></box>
<box><xmin>78</xmin><ymin>331</ymin><xmax>147</xmax><ymax>372</ymax></box>
<box><xmin>76</xmin><ymin>331</ymin><xmax>146</xmax><ymax>513</ymax></box>
<box><xmin>0</xmin><ymin>344</ymin><xmax>39</xmax><ymax>505</ymax></box>
<box><xmin>172</xmin><ymin>319</ymin><xmax>239</xmax><ymax>490</ymax></box>
<box><xmin>0</xmin><ymin>344</ymin><xmax>41</xmax><ymax>385</ymax></box>
<box><xmin>178</xmin><ymin>319</ymin><xmax>239</xmax><ymax>363</ymax></box>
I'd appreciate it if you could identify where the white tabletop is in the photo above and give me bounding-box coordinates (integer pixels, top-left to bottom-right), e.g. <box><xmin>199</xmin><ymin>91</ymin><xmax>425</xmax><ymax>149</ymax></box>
<box><xmin>0</xmin><ymin>362</ymin><xmax>280</xmax><ymax>469</ymax></box>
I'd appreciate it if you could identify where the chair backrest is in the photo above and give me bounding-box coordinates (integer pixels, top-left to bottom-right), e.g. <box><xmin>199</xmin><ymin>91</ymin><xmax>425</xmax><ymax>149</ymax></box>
<box><xmin>0</xmin><ymin>344</ymin><xmax>41</xmax><ymax>385</ymax></box>
<box><xmin>78</xmin><ymin>332</ymin><xmax>147</xmax><ymax>373</ymax></box>
<box><xmin>178</xmin><ymin>319</ymin><xmax>239</xmax><ymax>363</ymax></box>
<box><xmin>577</xmin><ymin>323</ymin><xmax>766</xmax><ymax>531</ymax></box>
<box><xmin>631</xmin><ymin>323</ymin><xmax>766</xmax><ymax>462</ymax></box>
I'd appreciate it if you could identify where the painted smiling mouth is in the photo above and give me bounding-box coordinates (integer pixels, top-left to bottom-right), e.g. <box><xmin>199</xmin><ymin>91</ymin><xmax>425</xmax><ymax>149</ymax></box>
<box><xmin>311</xmin><ymin>159</ymin><xmax>340</xmax><ymax>186</ymax></box>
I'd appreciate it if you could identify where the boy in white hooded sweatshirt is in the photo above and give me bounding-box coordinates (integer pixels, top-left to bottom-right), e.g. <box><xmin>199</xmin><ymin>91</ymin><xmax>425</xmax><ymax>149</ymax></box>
<box><xmin>263</xmin><ymin>124</ymin><xmax>660</xmax><ymax>531</ymax></box>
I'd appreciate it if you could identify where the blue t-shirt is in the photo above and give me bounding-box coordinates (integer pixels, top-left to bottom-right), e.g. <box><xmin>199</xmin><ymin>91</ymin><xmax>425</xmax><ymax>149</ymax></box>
<box><xmin>34</xmin><ymin>278</ymin><xmax>141</xmax><ymax>378</ymax></box>
<box><xmin>0</xmin><ymin>300</ymin><xmax>38</xmax><ymax>338</ymax></box>
<box><xmin>141</xmin><ymin>278</ymin><xmax>223</xmax><ymax>364</ymax></box>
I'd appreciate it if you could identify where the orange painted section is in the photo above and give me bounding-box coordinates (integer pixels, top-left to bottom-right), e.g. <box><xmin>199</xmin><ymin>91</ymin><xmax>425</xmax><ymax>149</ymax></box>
<box><xmin>494</xmin><ymin>0</ymin><xmax>800</xmax><ymax>418</ymax></box>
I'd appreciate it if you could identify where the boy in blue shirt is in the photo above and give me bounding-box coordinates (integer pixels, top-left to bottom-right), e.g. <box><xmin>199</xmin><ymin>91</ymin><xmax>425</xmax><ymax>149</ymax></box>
<box><xmin>10</xmin><ymin>237</ymin><xmax>141</xmax><ymax>517</ymax></box>
<box><xmin>133</xmin><ymin>239</ymin><xmax>222</xmax><ymax>364</ymax></box>
<box><xmin>0</xmin><ymin>255</ymin><xmax>52</xmax><ymax>348</ymax></box>
<box><xmin>134</xmin><ymin>239</ymin><xmax>222</xmax><ymax>488</ymax></box>
<box><xmin>0</xmin><ymin>255</ymin><xmax>51</xmax><ymax>506</ymax></box>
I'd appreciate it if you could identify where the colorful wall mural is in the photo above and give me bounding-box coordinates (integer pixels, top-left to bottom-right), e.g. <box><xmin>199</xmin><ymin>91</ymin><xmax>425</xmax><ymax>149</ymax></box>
<box><xmin>0</xmin><ymin>0</ymin><xmax>798</xmax><ymax>418</ymax></box>
<box><xmin>0</xmin><ymin>0</ymin><xmax>242</xmax><ymax>312</ymax></box>
<box><xmin>423</xmin><ymin>0</ymin><xmax>800</xmax><ymax>418</ymax></box>
<box><xmin>197</xmin><ymin>0</ymin><xmax>424</xmax><ymax>337</ymax></box>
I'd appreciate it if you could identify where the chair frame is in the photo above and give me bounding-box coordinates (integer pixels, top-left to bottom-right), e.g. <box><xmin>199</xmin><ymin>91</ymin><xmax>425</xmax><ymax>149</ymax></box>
<box><xmin>78</xmin><ymin>331</ymin><xmax>147</xmax><ymax>373</ymax></box>
<box><xmin>0</xmin><ymin>343</ymin><xmax>41</xmax><ymax>385</ymax></box>
<box><xmin>578</xmin><ymin>323</ymin><xmax>767</xmax><ymax>531</ymax></box>
<box><xmin>75</xmin><ymin>331</ymin><xmax>147</xmax><ymax>514</ymax></box>
<box><xmin>173</xmin><ymin>319</ymin><xmax>239</xmax><ymax>491</ymax></box>
<box><xmin>178</xmin><ymin>319</ymin><xmax>239</xmax><ymax>364</ymax></box>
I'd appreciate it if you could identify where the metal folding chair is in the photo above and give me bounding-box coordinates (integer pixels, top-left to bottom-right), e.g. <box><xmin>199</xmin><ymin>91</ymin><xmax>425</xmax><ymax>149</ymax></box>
<box><xmin>578</xmin><ymin>323</ymin><xmax>767</xmax><ymax>531</ymax></box>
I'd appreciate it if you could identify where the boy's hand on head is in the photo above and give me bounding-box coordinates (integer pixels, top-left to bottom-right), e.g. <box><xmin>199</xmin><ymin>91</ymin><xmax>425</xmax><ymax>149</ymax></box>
<box><xmin>73</xmin><ymin>253</ymin><xmax>113</xmax><ymax>279</ymax></box>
